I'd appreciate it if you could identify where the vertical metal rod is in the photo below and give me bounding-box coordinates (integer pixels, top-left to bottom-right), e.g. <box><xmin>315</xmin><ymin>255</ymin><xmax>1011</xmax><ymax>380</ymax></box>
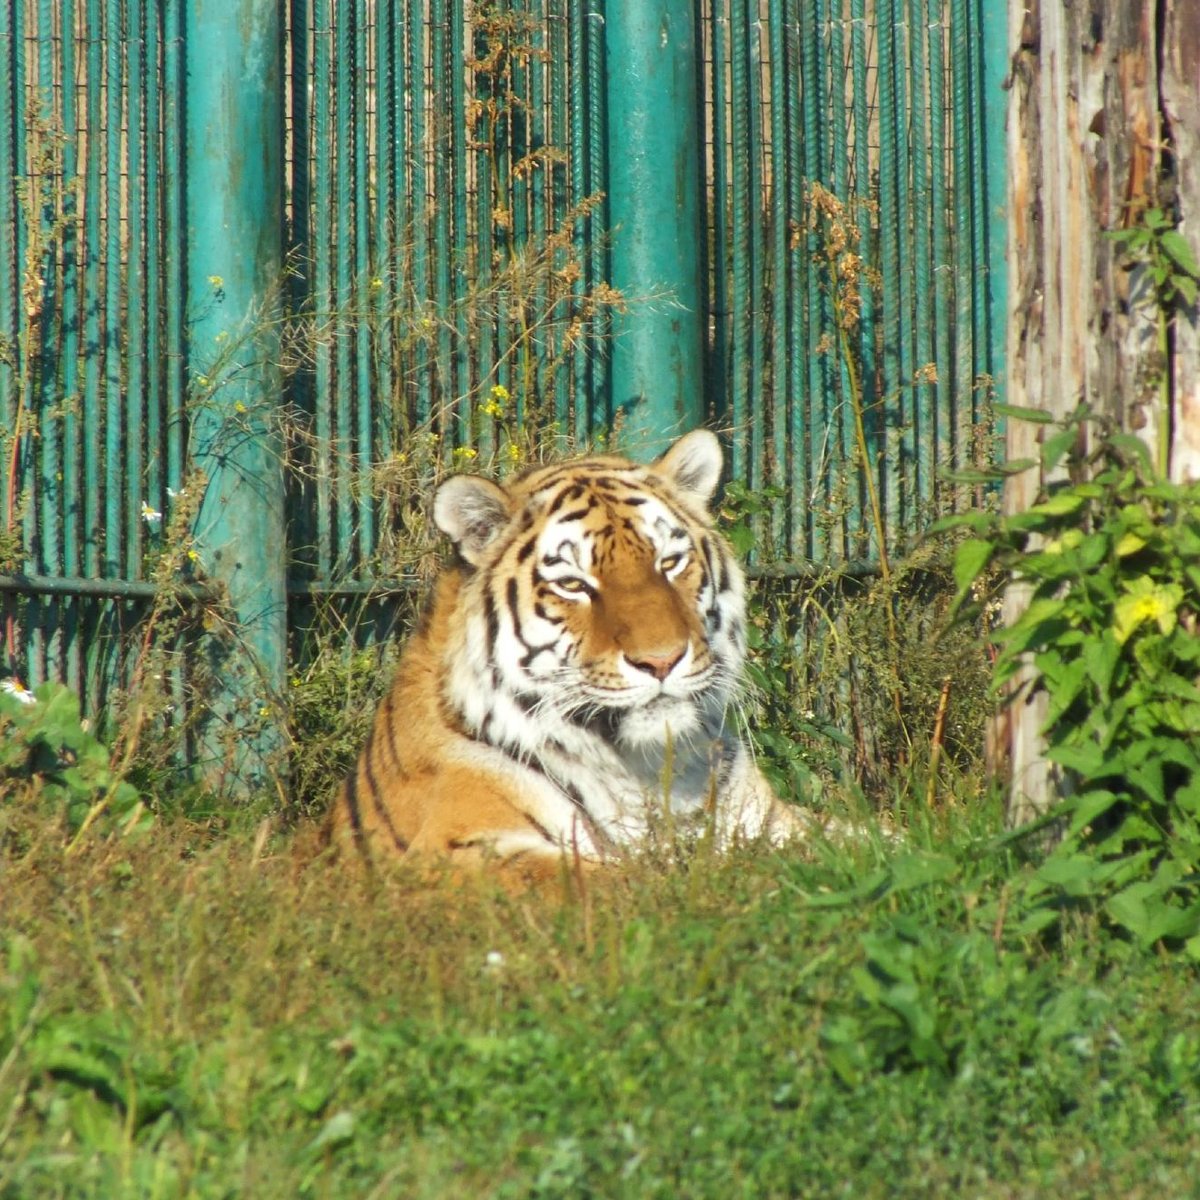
<box><xmin>354</xmin><ymin>0</ymin><xmax>373</xmax><ymax>565</ymax></box>
<box><xmin>185</xmin><ymin>0</ymin><xmax>286</xmax><ymax>789</ymax></box>
<box><xmin>876</xmin><ymin>0</ymin><xmax>900</xmax><ymax>548</ymax></box>
<box><xmin>450</xmin><ymin>0</ymin><xmax>471</xmax><ymax>437</ymax></box>
<box><xmin>409</xmin><ymin>5</ymin><xmax>431</xmax><ymax>428</ymax></box>
<box><xmin>729</xmin><ymin>0</ymin><xmax>750</xmax><ymax>480</ymax></box>
<box><xmin>550</xmin><ymin>1</ymin><xmax>571</xmax><ymax>431</ymax></box>
<box><xmin>374</xmin><ymin>0</ymin><xmax>394</xmax><ymax>465</ymax></box>
<box><xmin>708</xmin><ymin>0</ymin><xmax>730</xmax><ymax>450</ymax></box>
<box><xmin>59</xmin><ymin>0</ymin><xmax>82</xmax><ymax>694</ymax></box>
<box><xmin>585</xmin><ymin>2</ymin><xmax>607</xmax><ymax>435</ymax></box>
<box><xmin>909</xmin><ymin>0</ymin><xmax>934</xmax><ymax>511</ymax></box>
<box><xmin>334</xmin><ymin>0</ymin><xmax>353</xmax><ymax>566</ymax></box>
<box><xmin>144</xmin><ymin>0</ymin><xmax>162</xmax><ymax>531</ymax></box>
<box><xmin>0</xmin><ymin>4</ymin><xmax>13</xmax><ymax>507</ymax></box>
<box><xmin>36</xmin><ymin>0</ymin><xmax>61</xmax><ymax>597</ymax></box>
<box><xmin>767</xmin><ymin>0</ymin><xmax>788</xmax><ymax>557</ymax></box>
<box><xmin>928</xmin><ymin>0</ymin><xmax>952</xmax><ymax>481</ymax></box>
<box><xmin>851</xmin><ymin>0</ymin><xmax>877</xmax><ymax>561</ymax></box>
<box><xmin>103</xmin><ymin>0</ymin><xmax>122</xmax><ymax>577</ymax></box>
<box><xmin>163</xmin><ymin>0</ymin><xmax>184</xmax><ymax>498</ymax></box>
<box><xmin>126</xmin><ymin>0</ymin><xmax>145</xmax><ymax>579</ymax></box>
<box><xmin>604</xmin><ymin>0</ymin><xmax>704</xmax><ymax>458</ymax></box>
<box><xmin>312</xmin><ymin>0</ymin><xmax>332</xmax><ymax>576</ymax></box>
<box><xmin>950</xmin><ymin>0</ymin><xmax>974</xmax><ymax>472</ymax></box>
<box><xmin>979</xmin><ymin>0</ymin><xmax>1007</xmax><ymax>404</ymax></box>
<box><xmin>430</xmin><ymin>0</ymin><xmax>453</xmax><ymax>437</ymax></box>
<box><xmin>800</xmin><ymin>0</ymin><xmax>826</xmax><ymax>558</ymax></box>
<box><xmin>890</xmin><ymin>0</ymin><xmax>915</xmax><ymax>533</ymax></box>
<box><xmin>569</xmin><ymin>0</ymin><xmax>588</xmax><ymax>444</ymax></box>
<box><xmin>784</xmin><ymin>0</ymin><xmax>808</xmax><ymax>558</ymax></box>
<box><xmin>745</xmin><ymin>7</ymin><xmax>765</xmax><ymax>502</ymax></box>
<box><xmin>81</xmin><ymin>0</ymin><xmax>101</xmax><ymax>583</ymax></box>
<box><xmin>828</xmin><ymin>0</ymin><xmax>856</xmax><ymax>560</ymax></box>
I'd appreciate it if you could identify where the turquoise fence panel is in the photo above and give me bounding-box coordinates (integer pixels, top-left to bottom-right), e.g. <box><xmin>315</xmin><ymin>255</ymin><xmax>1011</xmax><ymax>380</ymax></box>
<box><xmin>0</xmin><ymin>0</ymin><xmax>1007</xmax><ymax>785</ymax></box>
<box><xmin>0</xmin><ymin>0</ymin><xmax>201</xmax><ymax>727</ymax></box>
<box><xmin>701</xmin><ymin>0</ymin><xmax>1006</xmax><ymax>572</ymax></box>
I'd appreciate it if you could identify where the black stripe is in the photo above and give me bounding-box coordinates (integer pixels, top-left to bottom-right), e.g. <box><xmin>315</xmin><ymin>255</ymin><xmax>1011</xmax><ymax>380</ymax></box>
<box><xmin>515</xmin><ymin>534</ymin><xmax>538</xmax><ymax>564</ymax></box>
<box><xmin>533</xmin><ymin>600</ymin><xmax>564</xmax><ymax>624</ymax></box>
<box><xmin>556</xmin><ymin>504</ymin><xmax>595</xmax><ymax>523</ymax></box>
<box><xmin>520</xmin><ymin>639</ymin><xmax>559</xmax><ymax>669</ymax></box>
<box><xmin>545</xmin><ymin>482</ymin><xmax>587</xmax><ymax>515</ymax></box>
<box><xmin>362</xmin><ymin>732</ymin><xmax>409</xmax><ymax>853</ymax></box>
<box><xmin>483</xmin><ymin>589</ymin><xmax>501</xmax><ymax>652</ymax></box>
<box><xmin>342</xmin><ymin>773</ymin><xmax>364</xmax><ymax>839</ymax></box>
<box><xmin>379</xmin><ymin>694</ymin><xmax>410</xmax><ymax>779</ymax></box>
<box><xmin>506</xmin><ymin>576</ymin><xmax>521</xmax><ymax>629</ymax></box>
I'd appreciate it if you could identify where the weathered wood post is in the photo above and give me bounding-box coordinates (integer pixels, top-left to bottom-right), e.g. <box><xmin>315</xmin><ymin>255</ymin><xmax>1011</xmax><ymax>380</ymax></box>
<box><xmin>1001</xmin><ymin>0</ymin><xmax>1200</xmax><ymax>823</ymax></box>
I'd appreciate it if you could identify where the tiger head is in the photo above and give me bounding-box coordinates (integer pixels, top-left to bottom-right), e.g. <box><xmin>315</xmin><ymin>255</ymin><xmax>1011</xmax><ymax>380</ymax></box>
<box><xmin>433</xmin><ymin>430</ymin><xmax>748</xmax><ymax>760</ymax></box>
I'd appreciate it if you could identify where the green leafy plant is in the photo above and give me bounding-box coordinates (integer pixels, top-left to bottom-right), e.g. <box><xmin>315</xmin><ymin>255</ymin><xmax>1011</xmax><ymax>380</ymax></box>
<box><xmin>0</xmin><ymin>682</ymin><xmax>148</xmax><ymax>847</ymax></box>
<box><xmin>1108</xmin><ymin>205</ymin><xmax>1200</xmax><ymax>313</ymax></box>
<box><xmin>950</xmin><ymin>409</ymin><xmax>1200</xmax><ymax>952</ymax></box>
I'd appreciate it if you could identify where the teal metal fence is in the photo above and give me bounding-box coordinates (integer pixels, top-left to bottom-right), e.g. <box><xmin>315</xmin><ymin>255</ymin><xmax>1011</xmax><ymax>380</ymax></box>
<box><xmin>0</xmin><ymin>0</ymin><xmax>1006</xmax><ymax>779</ymax></box>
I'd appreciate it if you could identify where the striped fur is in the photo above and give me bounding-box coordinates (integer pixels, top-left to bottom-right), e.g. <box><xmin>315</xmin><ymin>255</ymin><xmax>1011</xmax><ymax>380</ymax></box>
<box><xmin>327</xmin><ymin>430</ymin><xmax>803</xmax><ymax>881</ymax></box>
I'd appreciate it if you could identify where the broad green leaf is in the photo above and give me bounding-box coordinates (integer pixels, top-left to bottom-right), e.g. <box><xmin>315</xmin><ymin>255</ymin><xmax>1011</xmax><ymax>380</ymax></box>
<box><xmin>1040</xmin><ymin>427</ymin><xmax>1079</xmax><ymax>473</ymax></box>
<box><xmin>1161</xmin><ymin>229</ymin><xmax>1200</xmax><ymax>278</ymax></box>
<box><xmin>953</xmin><ymin>538</ymin><xmax>994</xmax><ymax>596</ymax></box>
<box><xmin>1029</xmin><ymin>491</ymin><xmax>1086</xmax><ymax>517</ymax></box>
<box><xmin>992</xmin><ymin>403</ymin><xmax>1058</xmax><ymax>425</ymax></box>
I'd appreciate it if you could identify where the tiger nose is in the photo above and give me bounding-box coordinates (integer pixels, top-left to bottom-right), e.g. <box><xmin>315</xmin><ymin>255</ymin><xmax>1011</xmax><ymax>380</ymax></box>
<box><xmin>627</xmin><ymin>647</ymin><xmax>686</xmax><ymax>681</ymax></box>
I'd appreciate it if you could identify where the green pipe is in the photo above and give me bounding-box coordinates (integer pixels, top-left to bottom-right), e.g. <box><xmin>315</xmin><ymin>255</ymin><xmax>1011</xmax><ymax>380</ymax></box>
<box><xmin>605</xmin><ymin>0</ymin><xmax>704</xmax><ymax>459</ymax></box>
<box><xmin>0</xmin><ymin>573</ymin><xmax>218</xmax><ymax>602</ymax></box>
<box><xmin>185</xmin><ymin>0</ymin><xmax>286</xmax><ymax>791</ymax></box>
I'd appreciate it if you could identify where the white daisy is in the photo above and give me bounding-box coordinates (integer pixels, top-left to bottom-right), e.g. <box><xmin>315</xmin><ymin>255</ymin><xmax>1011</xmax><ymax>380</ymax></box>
<box><xmin>1</xmin><ymin>678</ymin><xmax>36</xmax><ymax>706</ymax></box>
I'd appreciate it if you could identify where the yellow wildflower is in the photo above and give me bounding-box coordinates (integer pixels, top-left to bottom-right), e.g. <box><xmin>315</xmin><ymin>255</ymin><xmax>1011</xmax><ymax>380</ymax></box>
<box><xmin>1113</xmin><ymin>576</ymin><xmax>1183</xmax><ymax>645</ymax></box>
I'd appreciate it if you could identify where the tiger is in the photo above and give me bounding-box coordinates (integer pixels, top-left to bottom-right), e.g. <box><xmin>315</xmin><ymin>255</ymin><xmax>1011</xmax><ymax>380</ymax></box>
<box><xmin>327</xmin><ymin>428</ymin><xmax>811</xmax><ymax>882</ymax></box>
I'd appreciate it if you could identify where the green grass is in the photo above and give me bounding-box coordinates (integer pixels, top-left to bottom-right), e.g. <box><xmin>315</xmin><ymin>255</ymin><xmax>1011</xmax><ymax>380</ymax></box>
<box><xmin>2</xmin><ymin>792</ymin><xmax>1198</xmax><ymax>1199</ymax></box>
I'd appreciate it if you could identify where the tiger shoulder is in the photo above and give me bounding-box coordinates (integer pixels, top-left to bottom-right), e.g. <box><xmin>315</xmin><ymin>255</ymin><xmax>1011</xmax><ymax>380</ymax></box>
<box><xmin>326</xmin><ymin>428</ymin><xmax>814</xmax><ymax>883</ymax></box>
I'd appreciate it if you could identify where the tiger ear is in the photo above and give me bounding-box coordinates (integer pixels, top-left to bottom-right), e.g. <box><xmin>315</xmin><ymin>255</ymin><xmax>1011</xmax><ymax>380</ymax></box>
<box><xmin>433</xmin><ymin>475</ymin><xmax>512</xmax><ymax>565</ymax></box>
<box><xmin>655</xmin><ymin>429</ymin><xmax>724</xmax><ymax>507</ymax></box>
